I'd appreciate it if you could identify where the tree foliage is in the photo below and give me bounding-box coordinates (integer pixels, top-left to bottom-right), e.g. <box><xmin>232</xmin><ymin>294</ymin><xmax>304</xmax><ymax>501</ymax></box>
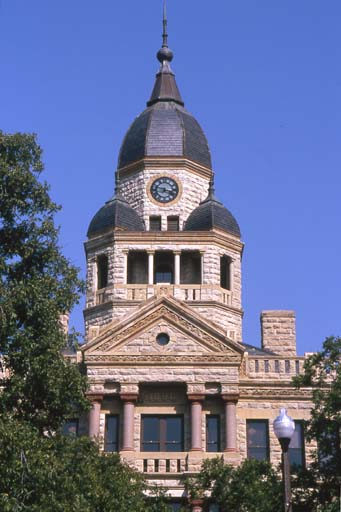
<box><xmin>185</xmin><ymin>458</ymin><xmax>282</xmax><ymax>512</ymax></box>
<box><xmin>292</xmin><ymin>336</ymin><xmax>341</xmax><ymax>511</ymax></box>
<box><xmin>0</xmin><ymin>416</ymin><xmax>170</xmax><ymax>512</ymax></box>
<box><xmin>0</xmin><ymin>131</ymin><xmax>88</xmax><ymax>433</ymax></box>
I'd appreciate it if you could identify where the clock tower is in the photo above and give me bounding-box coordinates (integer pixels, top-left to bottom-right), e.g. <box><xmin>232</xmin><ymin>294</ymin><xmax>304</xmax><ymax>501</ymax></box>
<box><xmin>79</xmin><ymin>4</ymin><xmax>308</xmax><ymax>510</ymax></box>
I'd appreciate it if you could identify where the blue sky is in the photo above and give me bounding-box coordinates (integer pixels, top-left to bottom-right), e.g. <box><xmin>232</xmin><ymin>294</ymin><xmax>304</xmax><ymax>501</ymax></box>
<box><xmin>1</xmin><ymin>0</ymin><xmax>340</xmax><ymax>354</ymax></box>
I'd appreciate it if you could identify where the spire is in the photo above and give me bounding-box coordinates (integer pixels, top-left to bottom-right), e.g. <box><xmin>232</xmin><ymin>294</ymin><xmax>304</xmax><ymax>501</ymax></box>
<box><xmin>147</xmin><ymin>0</ymin><xmax>184</xmax><ymax>107</ymax></box>
<box><xmin>162</xmin><ymin>0</ymin><xmax>168</xmax><ymax>48</ymax></box>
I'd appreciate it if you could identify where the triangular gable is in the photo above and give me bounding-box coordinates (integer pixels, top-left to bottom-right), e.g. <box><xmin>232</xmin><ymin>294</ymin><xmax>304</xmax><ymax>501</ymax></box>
<box><xmin>82</xmin><ymin>295</ymin><xmax>244</xmax><ymax>357</ymax></box>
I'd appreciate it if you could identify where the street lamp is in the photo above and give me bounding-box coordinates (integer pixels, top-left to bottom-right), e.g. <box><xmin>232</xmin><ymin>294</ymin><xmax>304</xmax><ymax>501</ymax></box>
<box><xmin>273</xmin><ymin>408</ymin><xmax>295</xmax><ymax>512</ymax></box>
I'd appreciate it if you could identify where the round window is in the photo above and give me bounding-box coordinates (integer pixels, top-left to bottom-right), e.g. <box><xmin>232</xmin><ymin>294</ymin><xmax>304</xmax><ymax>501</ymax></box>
<box><xmin>156</xmin><ymin>333</ymin><xmax>170</xmax><ymax>346</ymax></box>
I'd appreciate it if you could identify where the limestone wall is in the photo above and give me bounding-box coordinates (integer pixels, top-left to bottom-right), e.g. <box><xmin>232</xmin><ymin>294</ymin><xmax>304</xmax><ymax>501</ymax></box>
<box><xmin>119</xmin><ymin>167</ymin><xmax>209</xmax><ymax>229</ymax></box>
<box><xmin>261</xmin><ymin>310</ymin><xmax>297</xmax><ymax>356</ymax></box>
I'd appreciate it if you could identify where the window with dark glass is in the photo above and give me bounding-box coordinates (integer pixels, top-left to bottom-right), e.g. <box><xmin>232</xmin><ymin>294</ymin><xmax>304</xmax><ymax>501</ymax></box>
<box><xmin>150</xmin><ymin>216</ymin><xmax>161</xmax><ymax>231</ymax></box>
<box><xmin>289</xmin><ymin>421</ymin><xmax>305</xmax><ymax>468</ymax></box>
<box><xmin>318</xmin><ymin>422</ymin><xmax>340</xmax><ymax>467</ymax></box>
<box><xmin>104</xmin><ymin>415</ymin><xmax>119</xmax><ymax>452</ymax></box>
<box><xmin>167</xmin><ymin>216</ymin><xmax>179</xmax><ymax>231</ymax></box>
<box><xmin>141</xmin><ymin>415</ymin><xmax>184</xmax><ymax>452</ymax></box>
<box><xmin>180</xmin><ymin>251</ymin><xmax>201</xmax><ymax>285</ymax></box>
<box><xmin>206</xmin><ymin>415</ymin><xmax>220</xmax><ymax>452</ymax></box>
<box><xmin>127</xmin><ymin>251</ymin><xmax>148</xmax><ymax>284</ymax></box>
<box><xmin>155</xmin><ymin>251</ymin><xmax>174</xmax><ymax>284</ymax></box>
<box><xmin>97</xmin><ymin>254</ymin><xmax>108</xmax><ymax>289</ymax></box>
<box><xmin>62</xmin><ymin>419</ymin><xmax>78</xmax><ymax>437</ymax></box>
<box><xmin>220</xmin><ymin>255</ymin><xmax>231</xmax><ymax>290</ymax></box>
<box><xmin>247</xmin><ymin>420</ymin><xmax>269</xmax><ymax>461</ymax></box>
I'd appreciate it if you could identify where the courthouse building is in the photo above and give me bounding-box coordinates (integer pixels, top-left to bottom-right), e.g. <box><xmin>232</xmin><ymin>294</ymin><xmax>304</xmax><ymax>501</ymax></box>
<box><xmin>73</xmin><ymin>9</ymin><xmax>313</xmax><ymax>511</ymax></box>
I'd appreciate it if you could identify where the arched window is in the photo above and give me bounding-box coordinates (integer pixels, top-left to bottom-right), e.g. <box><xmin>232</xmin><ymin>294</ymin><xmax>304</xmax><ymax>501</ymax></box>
<box><xmin>97</xmin><ymin>254</ymin><xmax>108</xmax><ymax>289</ymax></box>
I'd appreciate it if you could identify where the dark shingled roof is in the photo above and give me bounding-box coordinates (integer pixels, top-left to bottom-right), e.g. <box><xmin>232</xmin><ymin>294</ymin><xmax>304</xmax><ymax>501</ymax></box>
<box><xmin>118</xmin><ymin>102</ymin><xmax>212</xmax><ymax>170</ymax></box>
<box><xmin>243</xmin><ymin>343</ymin><xmax>277</xmax><ymax>356</ymax></box>
<box><xmin>117</xmin><ymin>30</ymin><xmax>212</xmax><ymax>170</ymax></box>
<box><xmin>184</xmin><ymin>184</ymin><xmax>241</xmax><ymax>237</ymax></box>
<box><xmin>87</xmin><ymin>195</ymin><xmax>145</xmax><ymax>237</ymax></box>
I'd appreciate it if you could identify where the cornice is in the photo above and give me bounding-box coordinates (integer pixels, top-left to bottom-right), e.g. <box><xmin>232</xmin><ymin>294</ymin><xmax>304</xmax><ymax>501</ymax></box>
<box><xmin>188</xmin><ymin>301</ymin><xmax>243</xmax><ymax>317</ymax></box>
<box><xmin>117</xmin><ymin>156</ymin><xmax>213</xmax><ymax>180</ymax></box>
<box><xmin>84</xmin><ymin>354</ymin><xmax>242</xmax><ymax>365</ymax></box>
<box><xmin>85</xmin><ymin>230</ymin><xmax>243</xmax><ymax>254</ymax></box>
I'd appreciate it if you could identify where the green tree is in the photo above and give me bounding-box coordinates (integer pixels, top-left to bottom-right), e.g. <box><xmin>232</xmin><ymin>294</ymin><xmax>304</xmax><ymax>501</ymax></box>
<box><xmin>292</xmin><ymin>336</ymin><xmax>341</xmax><ymax>512</ymax></box>
<box><xmin>185</xmin><ymin>457</ymin><xmax>282</xmax><ymax>512</ymax></box>
<box><xmin>0</xmin><ymin>416</ymin><xmax>171</xmax><ymax>512</ymax></box>
<box><xmin>0</xmin><ymin>131</ymin><xmax>88</xmax><ymax>433</ymax></box>
<box><xmin>0</xmin><ymin>132</ymin><xmax>170</xmax><ymax>511</ymax></box>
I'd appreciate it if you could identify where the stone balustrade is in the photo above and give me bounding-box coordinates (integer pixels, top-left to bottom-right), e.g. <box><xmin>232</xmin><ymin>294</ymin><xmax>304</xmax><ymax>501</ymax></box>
<box><xmin>245</xmin><ymin>356</ymin><xmax>305</xmax><ymax>378</ymax></box>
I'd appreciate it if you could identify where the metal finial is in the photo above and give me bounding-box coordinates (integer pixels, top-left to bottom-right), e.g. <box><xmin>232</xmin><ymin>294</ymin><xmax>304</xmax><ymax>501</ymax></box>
<box><xmin>208</xmin><ymin>177</ymin><xmax>215</xmax><ymax>199</ymax></box>
<box><xmin>162</xmin><ymin>0</ymin><xmax>168</xmax><ymax>48</ymax></box>
<box><xmin>157</xmin><ymin>0</ymin><xmax>173</xmax><ymax>64</ymax></box>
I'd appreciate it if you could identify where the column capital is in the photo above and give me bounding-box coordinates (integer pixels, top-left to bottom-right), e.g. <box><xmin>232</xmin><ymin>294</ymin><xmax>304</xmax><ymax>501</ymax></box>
<box><xmin>86</xmin><ymin>393</ymin><xmax>103</xmax><ymax>403</ymax></box>
<box><xmin>146</xmin><ymin>249</ymin><xmax>155</xmax><ymax>255</ymax></box>
<box><xmin>187</xmin><ymin>393</ymin><xmax>205</xmax><ymax>402</ymax></box>
<box><xmin>222</xmin><ymin>393</ymin><xmax>239</xmax><ymax>403</ymax></box>
<box><xmin>120</xmin><ymin>393</ymin><xmax>138</xmax><ymax>402</ymax></box>
<box><xmin>174</xmin><ymin>250</ymin><xmax>181</xmax><ymax>255</ymax></box>
<box><xmin>199</xmin><ymin>250</ymin><xmax>205</xmax><ymax>255</ymax></box>
<box><xmin>122</xmin><ymin>249</ymin><xmax>129</xmax><ymax>254</ymax></box>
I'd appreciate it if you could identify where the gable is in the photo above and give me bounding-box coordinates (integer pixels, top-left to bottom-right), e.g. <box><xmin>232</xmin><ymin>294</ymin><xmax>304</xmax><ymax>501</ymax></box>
<box><xmin>82</xmin><ymin>296</ymin><xmax>244</xmax><ymax>363</ymax></box>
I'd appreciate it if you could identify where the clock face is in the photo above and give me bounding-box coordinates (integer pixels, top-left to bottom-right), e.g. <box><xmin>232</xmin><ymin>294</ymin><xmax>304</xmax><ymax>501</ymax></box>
<box><xmin>150</xmin><ymin>177</ymin><xmax>179</xmax><ymax>203</ymax></box>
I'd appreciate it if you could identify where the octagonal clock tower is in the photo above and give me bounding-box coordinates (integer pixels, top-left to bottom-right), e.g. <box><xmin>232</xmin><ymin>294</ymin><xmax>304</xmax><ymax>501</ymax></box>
<box><xmin>78</xmin><ymin>5</ymin><xmax>308</xmax><ymax>510</ymax></box>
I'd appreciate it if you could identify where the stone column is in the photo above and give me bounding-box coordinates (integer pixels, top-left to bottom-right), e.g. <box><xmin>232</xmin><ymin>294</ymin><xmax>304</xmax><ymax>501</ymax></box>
<box><xmin>147</xmin><ymin>251</ymin><xmax>154</xmax><ymax>286</ymax></box>
<box><xmin>88</xmin><ymin>394</ymin><xmax>103</xmax><ymax>438</ymax></box>
<box><xmin>222</xmin><ymin>394</ymin><xmax>239</xmax><ymax>452</ymax></box>
<box><xmin>188</xmin><ymin>394</ymin><xmax>204</xmax><ymax>451</ymax></box>
<box><xmin>121</xmin><ymin>393</ymin><xmax>138</xmax><ymax>451</ymax></box>
<box><xmin>122</xmin><ymin>250</ymin><xmax>128</xmax><ymax>285</ymax></box>
<box><xmin>191</xmin><ymin>499</ymin><xmax>204</xmax><ymax>512</ymax></box>
<box><xmin>200</xmin><ymin>251</ymin><xmax>205</xmax><ymax>285</ymax></box>
<box><xmin>174</xmin><ymin>251</ymin><xmax>181</xmax><ymax>285</ymax></box>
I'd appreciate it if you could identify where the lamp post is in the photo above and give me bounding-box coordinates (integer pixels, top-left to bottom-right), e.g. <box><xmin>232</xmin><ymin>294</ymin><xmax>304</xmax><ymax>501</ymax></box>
<box><xmin>273</xmin><ymin>408</ymin><xmax>295</xmax><ymax>512</ymax></box>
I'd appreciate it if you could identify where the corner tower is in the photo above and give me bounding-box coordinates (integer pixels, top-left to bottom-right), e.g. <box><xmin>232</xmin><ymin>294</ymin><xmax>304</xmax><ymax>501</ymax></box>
<box><xmin>84</xmin><ymin>5</ymin><xmax>243</xmax><ymax>344</ymax></box>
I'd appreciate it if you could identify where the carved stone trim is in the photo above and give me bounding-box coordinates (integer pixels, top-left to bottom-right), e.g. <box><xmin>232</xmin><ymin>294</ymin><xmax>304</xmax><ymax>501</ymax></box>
<box><xmin>239</xmin><ymin>387</ymin><xmax>312</xmax><ymax>399</ymax></box>
<box><xmin>85</xmin><ymin>354</ymin><xmax>242</xmax><ymax>364</ymax></box>
<box><xmin>91</xmin><ymin>305</ymin><xmax>237</xmax><ymax>355</ymax></box>
<box><xmin>221</xmin><ymin>393</ymin><xmax>239</xmax><ymax>403</ymax></box>
<box><xmin>86</xmin><ymin>393</ymin><xmax>103</xmax><ymax>403</ymax></box>
<box><xmin>120</xmin><ymin>393</ymin><xmax>138</xmax><ymax>402</ymax></box>
<box><xmin>187</xmin><ymin>394</ymin><xmax>205</xmax><ymax>402</ymax></box>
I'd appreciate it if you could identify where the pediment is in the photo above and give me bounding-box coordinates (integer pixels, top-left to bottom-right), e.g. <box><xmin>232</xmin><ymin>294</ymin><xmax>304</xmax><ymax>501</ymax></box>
<box><xmin>82</xmin><ymin>296</ymin><xmax>244</xmax><ymax>363</ymax></box>
<box><xmin>81</xmin><ymin>297</ymin><xmax>244</xmax><ymax>360</ymax></box>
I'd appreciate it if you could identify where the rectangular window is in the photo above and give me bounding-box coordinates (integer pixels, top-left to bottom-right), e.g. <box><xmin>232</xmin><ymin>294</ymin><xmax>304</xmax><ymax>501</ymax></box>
<box><xmin>285</xmin><ymin>360</ymin><xmax>290</xmax><ymax>373</ymax></box>
<box><xmin>275</xmin><ymin>360</ymin><xmax>280</xmax><ymax>373</ymax></box>
<box><xmin>255</xmin><ymin>360</ymin><xmax>259</xmax><ymax>372</ymax></box>
<box><xmin>220</xmin><ymin>255</ymin><xmax>231</xmax><ymax>290</ymax></box>
<box><xmin>141</xmin><ymin>415</ymin><xmax>184</xmax><ymax>452</ymax></box>
<box><xmin>97</xmin><ymin>254</ymin><xmax>108</xmax><ymax>289</ymax></box>
<box><xmin>150</xmin><ymin>216</ymin><xmax>161</xmax><ymax>231</ymax></box>
<box><xmin>206</xmin><ymin>415</ymin><xmax>220</xmax><ymax>452</ymax></box>
<box><xmin>167</xmin><ymin>216</ymin><xmax>179</xmax><ymax>231</ymax></box>
<box><xmin>62</xmin><ymin>419</ymin><xmax>78</xmax><ymax>437</ymax></box>
<box><xmin>289</xmin><ymin>421</ymin><xmax>305</xmax><ymax>468</ymax></box>
<box><xmin>104</xmin><ymin>415</ymin><xmax>119</xmax><ymax>452</ymax></box>
<box><xmin>295</xmin><ymin>360</ymin><xmax>300</xmax><ymax>375</ymax></box>
<box><xmin>247</xmin><ymin>420</ymin><xmax>269</xmax><ymax>461</ymax></box>
<box><xmin>264</xmin><ymin>360</ymin><xmax>269</xmax><ymax>373</ymax></box>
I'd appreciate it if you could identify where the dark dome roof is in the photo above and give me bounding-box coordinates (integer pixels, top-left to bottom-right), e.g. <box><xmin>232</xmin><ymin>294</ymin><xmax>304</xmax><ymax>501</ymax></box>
<box><xmin>117</xmin><ymin>29</ymin><xmax>212</xmax><ymax>171</ymax></box>
<box><xmin>87</xmin><ymin>195</ymin><xmax>145</xmax><ymax>237</ymax></box>
<box><xmin>118</xmin><ymin>102</ymin><xmax>212</xmax><ymax>170</ymax></box>
<box><xmin>184</xmin><ymin>185</ymin><xmax>241</xmax><ymax>238</ymax></box>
